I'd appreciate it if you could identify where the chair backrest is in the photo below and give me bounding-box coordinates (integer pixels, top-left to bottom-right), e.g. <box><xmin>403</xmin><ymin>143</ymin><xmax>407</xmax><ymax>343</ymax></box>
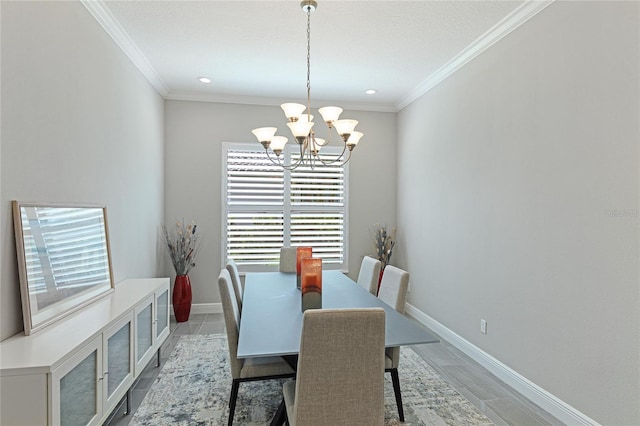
<box><xmin>218</xmin><ymin>269</ymin><xmax>243</xmax><ymax>378</ymax></box>
<box><xmin>279</xmin><ymin>246</ymin><xmax>297</xmax><ymax>273</ymax></box>
<box><xmin>377</xmin><ymin>265</ymin><xmax>409</xmax><ymax>314</ymax></box>
<box><xmin>292</xmin><ymin>308</ymin><xmax>385</xmax><ymax>426</ymax></box>
<box><xmin>356</xmin><ymin>256</ymin><xmax>381</xmax><ymax>295</ymax></box>
<box><xmin>225</xmin><ymin>259</ymin><xmax>243</xmax><ymax>309</ymax></box>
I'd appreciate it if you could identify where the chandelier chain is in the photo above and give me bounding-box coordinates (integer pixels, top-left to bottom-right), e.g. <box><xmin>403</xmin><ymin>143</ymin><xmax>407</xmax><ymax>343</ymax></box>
<box><xmin>306</xmin><ymin>8</ymin><xmax>311</xmax><ymax>115</ymax></box>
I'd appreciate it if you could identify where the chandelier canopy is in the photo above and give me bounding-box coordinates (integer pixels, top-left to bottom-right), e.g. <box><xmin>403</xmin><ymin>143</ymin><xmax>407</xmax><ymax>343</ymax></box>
<box><xmin>251</xmin><ymin>0</ymin><xmax>363</xmax><ymax>170</ymax></box>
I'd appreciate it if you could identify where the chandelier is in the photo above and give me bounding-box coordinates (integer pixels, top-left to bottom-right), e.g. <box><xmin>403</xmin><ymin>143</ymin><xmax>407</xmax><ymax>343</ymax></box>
<box><xmin>251</xmin><ymin>0</ymin><xmax>363</xmax><ymax>170</ymax></box>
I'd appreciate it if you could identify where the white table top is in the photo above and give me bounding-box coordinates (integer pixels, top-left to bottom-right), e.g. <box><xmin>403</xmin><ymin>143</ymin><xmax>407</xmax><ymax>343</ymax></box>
<box><xmin>237</xmin><ymin>270</ymin><xmax>439</xmax><ymax>358</ymax></box>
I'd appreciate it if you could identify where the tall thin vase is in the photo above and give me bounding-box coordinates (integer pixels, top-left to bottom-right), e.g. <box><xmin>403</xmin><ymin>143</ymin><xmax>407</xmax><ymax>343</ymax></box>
<box><xmin>173</xmin><ymin>274</ymin><xmax>192</xmax><ymax>322</ymax></box>
<box><xmin>296</xmin><ymin>247</ymin><xmax>312</xmax><ymax>289</ymax></box>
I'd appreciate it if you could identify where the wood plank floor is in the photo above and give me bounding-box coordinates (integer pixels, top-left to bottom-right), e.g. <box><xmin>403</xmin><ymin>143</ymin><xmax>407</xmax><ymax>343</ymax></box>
<box><xmin>105</xmin><ymin>313</ymin><xmax>563</xmax><ymax>426</ymax></box>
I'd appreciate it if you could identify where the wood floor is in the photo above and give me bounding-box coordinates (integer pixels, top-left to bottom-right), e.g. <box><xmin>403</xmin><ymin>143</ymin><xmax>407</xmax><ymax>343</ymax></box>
<box><xmin>105</xmin><ymin>313</ymin><xmax>563</xmax><ymax>426</ymax></box>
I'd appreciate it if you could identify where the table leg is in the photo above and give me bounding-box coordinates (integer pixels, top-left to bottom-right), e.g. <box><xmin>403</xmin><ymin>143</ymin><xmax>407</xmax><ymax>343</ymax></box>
<box><xmin>282</xmin><ymin>355</ymin><xmax>298</xmax><ymax>370</ymax></box>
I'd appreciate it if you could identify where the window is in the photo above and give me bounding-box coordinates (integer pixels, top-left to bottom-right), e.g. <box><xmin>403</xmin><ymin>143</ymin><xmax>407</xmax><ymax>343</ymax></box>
<box><xmin>222</xmin><ymin>143</ymin><xmax>348</xmax><ymax>272</ymax></box>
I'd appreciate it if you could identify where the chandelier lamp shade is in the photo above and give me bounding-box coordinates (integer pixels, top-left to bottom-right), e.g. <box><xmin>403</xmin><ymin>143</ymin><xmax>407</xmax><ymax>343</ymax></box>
<box><xmin>251</xmin><ymin>0</ymin><xmax>363</xmax><ymax>170</ymax></box>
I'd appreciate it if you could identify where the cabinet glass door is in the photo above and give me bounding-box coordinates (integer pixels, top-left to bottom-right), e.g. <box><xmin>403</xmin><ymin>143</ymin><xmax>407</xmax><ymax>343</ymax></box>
<box><xmin>52</xmin><ymin>336</ymin><xmax>102</xmax><ymax>426</ymax></box>
<box><xmin>134</xmin><ymin>296</ymin><xmax>155</xmax><ymax>375</ymax></box>
<box><xmin>156</xmin><ymin>289</ymin><xmax>169</xmax><ymax>339</ymax></box>
<box><xmin>60</xmin><ymin>351</ymin><xmax>97</xmax><ymax>426</ymax></box>
<box><xmin>103</xmin><ymin>312</ymin><xmax>134</xmax><ymax>414</ymax></box>
<box><xmin>106</xmin><ymin>319</ymin><xmax>132</xmax><ymax>400</ymax></box>
<box><xmin>136</xmin><ymin>303</ymin><xmax>152</xmax><ymax>362</ymax></box>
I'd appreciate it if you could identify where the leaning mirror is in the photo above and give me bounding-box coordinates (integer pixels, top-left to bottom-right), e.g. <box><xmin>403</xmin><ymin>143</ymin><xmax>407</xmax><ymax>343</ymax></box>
<box><xmin>12</xmin><ymin>201</ymin><xmax>114</xmax><ymax>335</ymax></box>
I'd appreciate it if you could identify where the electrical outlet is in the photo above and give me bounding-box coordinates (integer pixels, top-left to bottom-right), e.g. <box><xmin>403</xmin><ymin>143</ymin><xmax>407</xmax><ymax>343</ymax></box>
<box><xmin>480</xmin><ymin>319</ymin><xmax>487</xmax><ymax>334</ymax></box>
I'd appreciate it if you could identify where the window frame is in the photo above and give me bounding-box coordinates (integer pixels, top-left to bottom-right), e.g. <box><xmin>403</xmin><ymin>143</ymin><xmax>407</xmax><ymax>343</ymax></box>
<box><xmin>221</xmin><ymin>142</ymin><xmax>349</xmax><ymax>273</ymax></box>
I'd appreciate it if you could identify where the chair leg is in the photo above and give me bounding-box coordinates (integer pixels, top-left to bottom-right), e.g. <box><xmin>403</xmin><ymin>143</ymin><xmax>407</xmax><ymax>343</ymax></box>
<box><xmin>228</xmin><ymin>379</ymin><xmax>240</xmax><ymax>426</ymax></box>
<box><xmin>390</xmin><ymin>368</ymin><xmax>405</xmax><ymax>422</ymax></box>
<box><xmin>269</xmin><ymin>399</ymin><xmax>287</xmax><ymax>426</ymax></box>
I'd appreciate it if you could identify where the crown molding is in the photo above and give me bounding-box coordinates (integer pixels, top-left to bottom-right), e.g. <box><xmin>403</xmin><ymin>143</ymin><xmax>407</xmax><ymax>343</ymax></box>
<box><xmin>82</xmin><ymin>0</ymin><xmax>553</xmax><ymax>113</ymax></box>
<box><xmin>165</xmin><ymin>90</ymin><xmax>398</xmax><ymax>113</ymax></box>
<box><xmin>395</xmin><ymin>0</ymin><xmax>555</xmax><ymax>111</ymax></box>
<box><xmin>81</xmin><ymin>0</ymin><xmax>169</xmax><ymax>97</ymax></box>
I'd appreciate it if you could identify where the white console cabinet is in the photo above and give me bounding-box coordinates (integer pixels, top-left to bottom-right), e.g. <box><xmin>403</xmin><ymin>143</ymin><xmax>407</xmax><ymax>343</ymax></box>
<box><xmin>0</xmin><ymin>278</ymin><xmax>170</xmax><ymax>426</ymax></box>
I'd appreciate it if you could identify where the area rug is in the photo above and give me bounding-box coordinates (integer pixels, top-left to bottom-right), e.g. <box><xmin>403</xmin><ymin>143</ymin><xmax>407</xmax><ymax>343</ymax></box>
<box><xmin>130</xmin><ymin>334</ymin><xmax>493</xmax><ymax>425</ymax></box>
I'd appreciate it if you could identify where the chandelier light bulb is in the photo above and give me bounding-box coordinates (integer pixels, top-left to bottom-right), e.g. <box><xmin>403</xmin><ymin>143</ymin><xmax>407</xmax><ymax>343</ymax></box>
<box><xmin>333</xmin><ymin>119</ymin><xmax>358</xmax><ymax>141</ymax></box>
<box><xmin>298</xmin><ymin>114</ymin><xmax>314</xmax><ymax>123</ymax></box>
<box><xmin>314</xmin><ymin>136</ymin><xmax>329</xmax><ymax>146</ymax></box>
<box><xmin>346</xmin><ymin>131</ymin><xmax>363</xmax><ymax>150</ymax></box>
<box><xmin>281</xmin><ymin>103</ymin><xmax>306</xmax><ymax>122</ymax></box>
<box><xmin>252</xmin><ymin>127</ymin><xmax>278</xmax><ymax>149</ymax></box>
<box><xmin>310</xmin><ymin>139</ymin><xmax>323</xmax><ymax>156</ymax></box>
<box><xmin>270</xmin><ymin>136</ymin><xmax>288</xmax><ymax>156</ymax></box>
<box><xmin>318</xmin><ymin>106</ymin><xmax>343</xmax><ymax>126</ymax></box>
<box><xmin>287</xmin><ymin>121</ymin><xmax>314</xmax><ymax>143</ymax></box>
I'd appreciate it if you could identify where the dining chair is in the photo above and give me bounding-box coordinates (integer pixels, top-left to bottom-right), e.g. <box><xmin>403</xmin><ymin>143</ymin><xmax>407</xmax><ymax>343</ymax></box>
<box><xmin>356</xmin><ymin>256</ymin><xmax>382</xmax><ymax>295</ymax></box>
<box><xmin>282</xmin><ymin>308</ymin><xmax>386</xmax><ymax>426</ymax></box>
<box><xmin>225</xmin><ymin>259</ymin><xmax>243</xmax><ymax>310</ymax></box>
<box><xmin>377</xmin><ymin>265</ymin><xmax>410</xmax><ymax>422</ymax></box>
<box><xmin>218</xmin><ymin>269</ymin><xmax>295</xmax><ymax>426</ymax></box>
<box><xmin>279</xmin><ymin>246</ymin><xmax>297</xmax><ymax>273</ymax></box>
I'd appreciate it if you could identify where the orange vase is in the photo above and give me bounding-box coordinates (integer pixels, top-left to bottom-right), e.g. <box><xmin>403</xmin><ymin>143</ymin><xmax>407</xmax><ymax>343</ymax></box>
<box><xmin>301</xmin><ymin>257</ymin><xmax>322</xmax><ymax>311</ymax></box>
<box><xmin>173</xmin><ymin>274</ymin><xmax>192</xmax><ymax>322</ymax></box>
<box><xmin>296</xmin><ymin>247</ymin><xmax>313</xmax><ymax>289</ymax></box>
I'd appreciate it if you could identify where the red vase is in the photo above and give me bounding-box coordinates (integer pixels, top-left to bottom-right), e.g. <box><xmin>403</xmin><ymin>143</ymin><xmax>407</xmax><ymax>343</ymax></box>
<box><xmin>173</xmin><ymin>274</ymin><xmax>192</xmax><ymax>322</ymax></box>
<box><xmin>377</xmin><ymin>268</ymin><xmax>384</xmax><ymax>296</ymax></box>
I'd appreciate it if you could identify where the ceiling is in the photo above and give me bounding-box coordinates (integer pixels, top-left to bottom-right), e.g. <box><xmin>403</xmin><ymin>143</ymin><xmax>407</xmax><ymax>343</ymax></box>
<box><xmin>97</xmin><ymin>1</ymin><xmax>527</xmax><ymax>112</ymax></box>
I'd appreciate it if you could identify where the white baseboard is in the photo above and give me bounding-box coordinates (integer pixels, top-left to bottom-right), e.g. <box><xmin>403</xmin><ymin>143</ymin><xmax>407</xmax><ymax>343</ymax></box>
<box><xmin>405</xmin><ymin>303</ymin><xmax>600</xmax><ymax>426</ymax></box>
<box><xmin>170</xmin><ymin>303</ymin><xmax>222</xmax><ymax>316</ymax></box>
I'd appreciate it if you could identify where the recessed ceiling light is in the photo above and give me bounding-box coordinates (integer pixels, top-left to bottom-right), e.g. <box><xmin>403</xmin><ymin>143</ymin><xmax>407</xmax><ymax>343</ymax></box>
<box><xmin>198</xmin><ymin>77</ymin><xmax>212</xmax><ymax>84</ymax></box>
<box><xmin>365</xmin><ymin>89</ymin><xmax>377</xmax><ymax>95</ymax></box>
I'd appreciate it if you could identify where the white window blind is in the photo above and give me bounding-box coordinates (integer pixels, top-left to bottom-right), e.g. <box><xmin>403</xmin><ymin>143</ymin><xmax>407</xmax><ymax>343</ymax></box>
<box><xmin>222</xmin><ymin>143</ymin><xmax>348</xmax><ymax>272</ymax></box>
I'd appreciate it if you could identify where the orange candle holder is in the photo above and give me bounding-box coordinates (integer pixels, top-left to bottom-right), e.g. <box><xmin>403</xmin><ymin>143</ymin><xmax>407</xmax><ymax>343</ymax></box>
<box><xmin>301</xmin><ymin>257</ymin><xmax>322</xmax><ymax>311</ymax></box>
<box><xmin>296</xmin><ymin>246</ymin><xmax>312</xmax><ymax>289</ymax></box>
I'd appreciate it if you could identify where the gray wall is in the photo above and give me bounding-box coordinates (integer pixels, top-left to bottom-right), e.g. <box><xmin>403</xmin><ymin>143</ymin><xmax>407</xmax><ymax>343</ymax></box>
<box><xmin>1</xmin><ymin>1</ymin><xmax>165</xmax><ymax>340</ymax></box>
<box><xmin>397</xmin><ymin>2</ymin><xmax>639</xmax><ymax>424</ymax></box>
<box><xmin>164</xmin><ymin>100</ymin><xmax>397</xmax><ymax>305</ymax></box>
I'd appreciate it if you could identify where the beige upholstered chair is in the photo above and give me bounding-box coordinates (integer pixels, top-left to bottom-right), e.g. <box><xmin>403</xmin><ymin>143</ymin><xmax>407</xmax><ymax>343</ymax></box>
<box><xmin>283</xmin><ymin>308</ymin><xmax>386</xmax><ymax>426</ymax></box>
<box><xmin>377</xmin><ymin>265</ymin><xmax>410</xmax><ymax>422</ymax></box>
<box><xmin>356</xmin><ymin>256</ymin><xmax>382</xmax><ymax>295</ymax></box>
<box><xmin>225</xmin><ymin>259</ymin><xmax>243</xmax><ymax>310</ymax></box>
<box><xmin>218</xmin><ymin>269</ymin><xmax>295</xmax><ymax>426</ymax></box>
<box><xmin>279</xmin><ymin>246</ymin><xmax>297</xmax><ymax>273</ymax></box>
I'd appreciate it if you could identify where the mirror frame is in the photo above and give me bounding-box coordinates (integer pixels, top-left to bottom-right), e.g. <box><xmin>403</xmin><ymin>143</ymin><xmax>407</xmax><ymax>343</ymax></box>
<box><xmin>12</xmin><ymin>201</ymin><xmax>115</xmax><ymax>335</ymax></box>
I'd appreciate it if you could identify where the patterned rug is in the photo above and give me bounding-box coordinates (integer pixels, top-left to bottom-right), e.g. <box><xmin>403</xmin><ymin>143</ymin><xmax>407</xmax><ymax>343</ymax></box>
<box><xmin>130</xmin><ymin>334</ymin><xmax>493</xmax><ymax>425</ymax></box>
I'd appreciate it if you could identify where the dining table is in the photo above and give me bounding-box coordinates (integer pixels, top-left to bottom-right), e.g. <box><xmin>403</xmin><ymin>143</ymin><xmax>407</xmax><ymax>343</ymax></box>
<box><xmin>236</xmin><ymin>270</ymin><xmax>439</xmax><ymax>424</ymax></box>
<box><xmin>237</xmin><ymin>270</ymin><xmax>439</xmax><ymax>359</ymax></box>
